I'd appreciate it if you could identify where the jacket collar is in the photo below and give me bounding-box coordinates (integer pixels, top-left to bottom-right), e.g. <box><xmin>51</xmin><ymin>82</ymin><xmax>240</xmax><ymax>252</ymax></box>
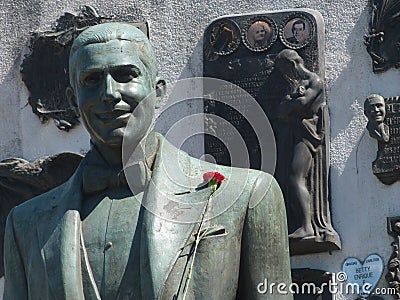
<box><xmin>38</xmin><ymin>133</ymin><xmax>209</xmax><ymax>300</ymax></box>
<box><xmin>37</xmin><ymin>161</ymin><xmax>86</xmax><ymax>299</ymax></box>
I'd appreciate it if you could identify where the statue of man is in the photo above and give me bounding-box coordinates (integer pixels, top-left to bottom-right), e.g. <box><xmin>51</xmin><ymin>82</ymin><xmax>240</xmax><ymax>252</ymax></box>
<box><xmin>364</xmin><ymin>94</ymin><xmax>389</xmax><ymax>143</ymax></box>
<box><xmin>4</xmin><ymin>23</ymin><xmax>292</xmax><ymax>299</ymax></box>
<box><xmin>273</xmin><ymin>49</ymin><xmax>339</xmax><ymax>248</ymax></box>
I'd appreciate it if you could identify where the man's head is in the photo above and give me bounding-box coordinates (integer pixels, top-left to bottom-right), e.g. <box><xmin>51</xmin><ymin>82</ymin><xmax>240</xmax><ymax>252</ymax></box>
<box><xmin>67</xmin><ymin>23</ymin><xmax>165</xmax><ymax>148</ymax></box>
<box><xmin>291</xmin><ymin>19</ymin><xmax>306</xmax><ymax>43</ymax></box>
<box><xmin>364</xmin><ymin>94</ymin><xmax>386</xmax><ymax>124</ymax></box>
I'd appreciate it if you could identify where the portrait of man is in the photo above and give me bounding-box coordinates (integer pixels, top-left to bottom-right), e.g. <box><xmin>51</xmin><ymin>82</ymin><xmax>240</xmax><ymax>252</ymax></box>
<box><xmin>3</xmin><ymin>23</ymin><xmax>292</xmax><ymax>299</ymax></box>
<box><xmin>245</xmin><ymin>20</ymin><xmax>272</xmax><ymax>49</ymax></box>
<box><xmin>364</xmin><ymin>94</ymin><xmax>390</xmax><ymax>143</ymax></box>
<box><xmin>284</xmin><ymin>18</ymin><xmax>310</xmax><ymax>45</ymax></box>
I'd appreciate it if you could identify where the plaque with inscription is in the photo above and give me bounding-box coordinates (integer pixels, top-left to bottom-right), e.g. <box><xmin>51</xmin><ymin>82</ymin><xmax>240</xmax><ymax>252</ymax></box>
<box><xmin>203</xmin><ymin>9</ymin><xmax>341</xmax><ymax>255</ymax></box>
<box><xmin>365</xmin><ymin>95</ymin><xmax>400</xmax><ymax>184</ymax></box>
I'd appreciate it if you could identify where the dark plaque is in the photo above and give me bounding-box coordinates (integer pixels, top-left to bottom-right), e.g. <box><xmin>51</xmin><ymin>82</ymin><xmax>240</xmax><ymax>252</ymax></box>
<box><xmin>203</xmin><ymin>10</ymin><xmax>341</xmax><ymax>255</ymax></box>
<box><xmin>364</xmin><ymin>94</ymin><xmax>400</xmax><ymax>184</ymax></box>
<box><xmin>21</xmin><ymin>6</ymin><xmax>148</xmax><ymax>131</ymax></box>
<box><xmin>365</xmin><ymin>0</ymin><xmax>400</xmax><ymax>73</ymax></box>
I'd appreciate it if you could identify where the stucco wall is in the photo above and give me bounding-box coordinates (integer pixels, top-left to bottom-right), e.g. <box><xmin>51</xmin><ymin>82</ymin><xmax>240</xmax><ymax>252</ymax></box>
<box><xmin>1</xmin><ymin>0</ymin><xmax>399</xmax><ymax>299</ymax></box>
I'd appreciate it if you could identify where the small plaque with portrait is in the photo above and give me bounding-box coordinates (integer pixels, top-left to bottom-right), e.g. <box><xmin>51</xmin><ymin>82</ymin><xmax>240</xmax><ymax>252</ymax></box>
<box><xmin>364</xmin><ymin>94</ymin><xmax>400</xmax><ymax>184</ymax></box>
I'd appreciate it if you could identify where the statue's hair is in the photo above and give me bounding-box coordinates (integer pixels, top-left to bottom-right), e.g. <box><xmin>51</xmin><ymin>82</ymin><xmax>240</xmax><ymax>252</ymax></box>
<box><xmin>364</xmin><ymin>94</ymin><xmax>385</xmax><ymax>111</ymax></box>
<box><xmin>274</xmin><ymin>49</ymin><xmax>304</xmax><ymax>70</ymax></box>
<box><xmin>69</xmin><ymin>22</ymin><xmax>158</xmax><ymax>88</ymax></box>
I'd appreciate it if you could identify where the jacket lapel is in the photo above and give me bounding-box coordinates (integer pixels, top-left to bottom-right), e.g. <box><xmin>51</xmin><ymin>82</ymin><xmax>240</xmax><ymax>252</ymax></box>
<box><xmin>37</xmin><ymin>161</ymin><xmax>87</xmax><ymax>299</ymax></box>
<box><xmin>35</xmin><ymin>138</ymin><xmax>211</xmax><ymax>299</ymax></box>
<box><xmin>140</xmin><ymin>135</ymin><xmax>210</xmax><ymax>299</ymax></box>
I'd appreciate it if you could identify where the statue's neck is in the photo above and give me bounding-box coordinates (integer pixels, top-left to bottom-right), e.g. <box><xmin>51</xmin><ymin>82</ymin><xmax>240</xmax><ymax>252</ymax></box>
<box><xmin>91</xmin><ymin>132</ymin><xmax>158</xmax><ymax>170</ymax></box>
<box><xmin>93</xmin><ymin>143</ymin><xmax>123</xmax><ymax>169</ymax></box>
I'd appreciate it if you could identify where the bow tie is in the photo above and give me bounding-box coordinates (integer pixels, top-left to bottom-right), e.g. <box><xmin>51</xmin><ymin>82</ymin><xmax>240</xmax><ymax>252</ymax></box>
<box><xmin>82</xmin><ymin>161</ymin><xmax>150</xmax><ymax>195</ymax></box>
<box><xmin>82</xmin><ymin>133</ymin><xmax>158</xmax><ymax>196</ymax></box>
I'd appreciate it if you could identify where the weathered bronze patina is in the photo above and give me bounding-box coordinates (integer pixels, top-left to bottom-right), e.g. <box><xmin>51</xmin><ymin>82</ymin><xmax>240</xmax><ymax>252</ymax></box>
<box><xmin>0</xmin><ymin>153</ymin><xmax>82</xmax><ymax>276</ymax></box>
<box><xmin>21</xmin><ymin>6</ymin><xmax>148</xmax><ymax>131</ymax></box>
<box><xmin>5</xmin><ymin>22</ymin><xmax>292</xmax><ymax>299</ymax></box>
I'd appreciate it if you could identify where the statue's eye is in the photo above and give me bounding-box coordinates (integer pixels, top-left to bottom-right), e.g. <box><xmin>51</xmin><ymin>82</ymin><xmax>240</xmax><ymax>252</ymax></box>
<box><xmin>83</xmin><ymin>73</ymin><xmax>103</xmax><ymax>86</ymax></box>
<box><xmin>112</xmin><ymin>67</ymin><xmax>141</xmax><ymax>83</ymax></box>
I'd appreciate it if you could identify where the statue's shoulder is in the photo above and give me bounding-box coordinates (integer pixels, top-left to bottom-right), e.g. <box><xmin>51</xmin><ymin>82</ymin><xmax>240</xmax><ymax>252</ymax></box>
<box><xmin>9</xmin><ymin>167</ymin><xmax>81</xmax><ymax>227</ymax></box>
<box><xmin>154</xmin><ymin>133</ymin><xmax>282</xmax><ymax>207</ymax></box>
<box><xmin>185</xmin><ymin>155</ymin><xmax>279</xmax><ymax>202</ymax></box>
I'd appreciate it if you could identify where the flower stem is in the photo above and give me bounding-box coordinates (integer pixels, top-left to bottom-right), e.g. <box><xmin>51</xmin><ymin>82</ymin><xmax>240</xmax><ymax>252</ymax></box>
<box><xmin>181</xmin><ymin>186</ymin><xmax>216</xmax><ymax>300</ymax></box>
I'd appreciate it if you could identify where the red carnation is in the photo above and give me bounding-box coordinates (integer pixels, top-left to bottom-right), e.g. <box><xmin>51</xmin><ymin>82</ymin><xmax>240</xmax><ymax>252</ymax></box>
<box><xmin>203</xmin><ymin>172</ymin><xmax>225</xmax><ymax>185</ymax></box>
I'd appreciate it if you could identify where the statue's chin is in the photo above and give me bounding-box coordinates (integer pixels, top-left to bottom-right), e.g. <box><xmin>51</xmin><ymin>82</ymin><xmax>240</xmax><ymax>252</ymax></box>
<box><xmin>90</xmin><ymin>128</ymin><xmax>125</xmax><ymax>148</ymax></box>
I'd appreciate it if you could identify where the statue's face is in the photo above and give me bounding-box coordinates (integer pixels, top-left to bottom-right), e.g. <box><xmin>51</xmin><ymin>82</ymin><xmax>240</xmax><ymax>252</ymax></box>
<box><xmin>365</xmin><ymin>97</ymin><xmax>386</xmax><ymax>123</ymax></box>
<box><xmin>72</xmin><ymin>40</ymin><xmax>156</xmax><ymax>147</ymax></box>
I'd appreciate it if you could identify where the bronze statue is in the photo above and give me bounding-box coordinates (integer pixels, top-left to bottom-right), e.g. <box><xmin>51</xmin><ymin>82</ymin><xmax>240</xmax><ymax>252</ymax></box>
<box><xmin>364</xmin><ymin>94</ymin><xmax>389</xmax><ymax>143</ymax></box>
<box><xmin>4</xmin><ymin>23</ymin><xmax>292</xmax><ymax>299</ymax></box>
<box><xmin>273</xmin><ymin>49</ymin><xmax>340</xmax><ymax>253</ymax></box>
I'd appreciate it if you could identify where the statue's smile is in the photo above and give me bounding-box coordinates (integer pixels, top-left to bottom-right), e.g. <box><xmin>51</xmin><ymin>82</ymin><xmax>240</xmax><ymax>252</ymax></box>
<box><xmin>96</xmin><ymin>111</ymin><xmax>132</xmax><ymax>124</ymax></box>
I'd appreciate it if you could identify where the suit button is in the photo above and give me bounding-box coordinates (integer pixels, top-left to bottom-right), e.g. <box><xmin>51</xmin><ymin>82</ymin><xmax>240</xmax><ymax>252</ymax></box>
<box><xmin>105</xmin><ymin>241</ymin><xmax>113</xmax><ymax>250</ymax></box>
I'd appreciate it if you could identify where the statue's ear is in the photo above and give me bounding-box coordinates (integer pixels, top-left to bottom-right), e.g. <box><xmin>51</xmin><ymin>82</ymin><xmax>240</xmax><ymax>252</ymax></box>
<box><xmin>66</xmin><ymin>87</ymin><xmax>80</xmax><ymax>117</ymax></box>
<box><xmin>155</xmin><ymin>78</ymin><xmax>166</xmax><ymax>109</ymax></box>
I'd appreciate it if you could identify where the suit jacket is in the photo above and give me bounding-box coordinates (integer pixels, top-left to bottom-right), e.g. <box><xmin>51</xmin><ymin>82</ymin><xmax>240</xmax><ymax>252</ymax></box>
<box><xmin>4</xmin><ymin>133</ymin><xmax>292</xmax><ymax>299</ymax></box>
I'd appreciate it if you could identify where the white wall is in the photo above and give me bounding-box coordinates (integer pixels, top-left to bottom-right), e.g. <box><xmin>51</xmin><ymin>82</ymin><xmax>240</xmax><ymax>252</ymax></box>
<box><xmin>1</xmin><ymin>0</ymin><xmax>399</xmax><ymax>299</ymax></box>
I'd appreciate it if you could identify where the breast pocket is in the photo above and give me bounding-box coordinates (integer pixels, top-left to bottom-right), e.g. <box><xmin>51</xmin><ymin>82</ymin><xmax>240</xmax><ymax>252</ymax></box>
<box><xmin>193</xmin><ymin>224</ymin><xmax>241</xmax><ymax>299</ymax></box>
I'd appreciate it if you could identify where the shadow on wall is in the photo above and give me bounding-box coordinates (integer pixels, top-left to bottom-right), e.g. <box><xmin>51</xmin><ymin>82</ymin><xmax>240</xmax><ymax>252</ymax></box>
<box><xmin>155</xmin><ymin>36</ymin><xmax>205</xmax><ymax>159</ymax></box>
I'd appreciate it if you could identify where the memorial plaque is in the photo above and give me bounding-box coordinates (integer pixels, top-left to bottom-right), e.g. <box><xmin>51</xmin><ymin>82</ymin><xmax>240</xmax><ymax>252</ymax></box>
<box><xmin>364</xmin><ymin>95</ymin><xmax>400</xmax><ymax>184</ymax></box>
<box><xmin>365</xmin><ymin>0</ymin><xmax>400</xmax><ymax>73</ymax></box>
<box><xmin>203</xmin><ymin>9</ymin><xmax>341</xmax><ymax>255</ymax></box>
<box><xmin>342</xmin><ymin>254</ymin><xmax>384</xmax><ymax>298</ymax></box>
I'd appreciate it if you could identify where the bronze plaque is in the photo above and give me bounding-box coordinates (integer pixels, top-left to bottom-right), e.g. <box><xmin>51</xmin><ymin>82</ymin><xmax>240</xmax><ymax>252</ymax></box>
<box><xmin>203</xmin><ymin>10</ymin><xmax>341</xmax><ymax>255</ymax></box>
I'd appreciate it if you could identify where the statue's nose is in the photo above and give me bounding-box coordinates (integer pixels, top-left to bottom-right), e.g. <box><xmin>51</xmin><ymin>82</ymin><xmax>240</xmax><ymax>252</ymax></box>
<box><xmin>102</xmin><ymin>74</ymin><xmax>121</xmax><ymax>103</ymax></box>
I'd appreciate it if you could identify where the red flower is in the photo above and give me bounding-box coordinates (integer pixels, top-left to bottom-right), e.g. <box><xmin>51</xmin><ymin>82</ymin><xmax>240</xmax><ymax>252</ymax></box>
<box><xmin>203</xmin><ymin>172</ymin><xmax>225</xmax><ymax>185</ymax></box>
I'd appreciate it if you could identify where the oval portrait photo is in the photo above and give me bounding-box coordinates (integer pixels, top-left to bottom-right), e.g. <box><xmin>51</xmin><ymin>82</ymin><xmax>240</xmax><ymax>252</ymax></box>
<box><xmin>208</xmin><ymin>19</ymin><xmax>241</xmax><ymax>56</ymax></box>
<box><xmin>282</xmin><ymin>17</ymin><xmax>312</xmax><ymax>48</ymax></box>
<box><xmin>244</xmin><ymin>20</ymin><xmax>275</xmax><ymax>51</ymax></box>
